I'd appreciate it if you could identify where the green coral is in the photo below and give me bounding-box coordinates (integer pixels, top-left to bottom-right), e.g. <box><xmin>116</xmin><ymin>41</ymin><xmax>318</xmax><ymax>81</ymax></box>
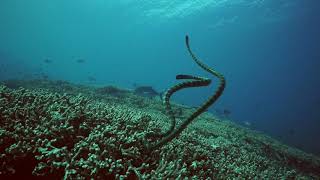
<box><xmin>1</xmin><ymin>82</ymin><xmax>320</xmax><ymax>178</ymax></box>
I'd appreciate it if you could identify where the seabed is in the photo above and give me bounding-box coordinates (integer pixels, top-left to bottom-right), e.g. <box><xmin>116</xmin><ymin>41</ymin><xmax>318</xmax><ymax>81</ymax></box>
<box><xmin>0</xmin><ymin>79</ymin><xmax>319</xmax><ymax>179</ymax></box>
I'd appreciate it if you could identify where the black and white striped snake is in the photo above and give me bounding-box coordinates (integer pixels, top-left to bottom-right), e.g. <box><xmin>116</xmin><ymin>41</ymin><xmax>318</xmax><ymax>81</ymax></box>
<box><xmin>146</xmin><ymin>35</ymin><xmax>226</xmax><ymax>152</ymax></box>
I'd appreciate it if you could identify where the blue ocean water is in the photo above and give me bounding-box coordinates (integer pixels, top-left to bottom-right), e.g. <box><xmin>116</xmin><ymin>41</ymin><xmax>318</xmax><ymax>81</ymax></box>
<box><xmin>0</xmin><ymin>0</ymin><xmax>319</xmax><ymax>156</ymax></box>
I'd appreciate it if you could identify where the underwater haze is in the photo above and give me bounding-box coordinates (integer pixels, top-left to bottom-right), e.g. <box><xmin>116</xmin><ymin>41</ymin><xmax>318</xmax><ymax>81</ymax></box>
<box><xmin>0</xmin><ymin>0</ymin><xmax>320</xmax><ymax>157</ymax></box>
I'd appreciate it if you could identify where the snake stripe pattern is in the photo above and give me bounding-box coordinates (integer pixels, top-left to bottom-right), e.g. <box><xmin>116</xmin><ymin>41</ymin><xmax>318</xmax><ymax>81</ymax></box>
<box><xmin>161</xmin><ymin>75</ymin><xmax>211</xmax><ymax>138</ymax></box>
<box><xmin>146</xmin><ymin>35</ymin><xmax>226</xmax><ymax>151</ymax></box>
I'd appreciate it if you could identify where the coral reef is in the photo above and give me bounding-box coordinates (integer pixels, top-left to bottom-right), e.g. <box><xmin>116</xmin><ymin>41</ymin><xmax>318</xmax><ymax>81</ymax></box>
<box><xmin>0</xmin><ymin>81</ymin><xmax>320</xmax><ymax>179</ymax></box>
<box><xmin>0</xmin><ymin>84</ymin><xmax>219</xmax><ymax>179</ymax></box>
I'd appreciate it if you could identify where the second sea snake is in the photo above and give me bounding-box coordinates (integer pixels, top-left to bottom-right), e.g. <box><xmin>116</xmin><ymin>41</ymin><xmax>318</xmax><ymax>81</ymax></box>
<box><xmin>146</xmin><ymin>35</ymin><xmax>226</xmax><ymax>151</ymax></box>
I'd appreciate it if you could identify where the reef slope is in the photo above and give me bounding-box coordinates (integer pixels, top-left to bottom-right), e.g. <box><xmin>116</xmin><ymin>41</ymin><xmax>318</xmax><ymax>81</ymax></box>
<box><xmin>1</xmin><ymin>79</ymin><xmax>319</xmax><ymax>179</ymax></box>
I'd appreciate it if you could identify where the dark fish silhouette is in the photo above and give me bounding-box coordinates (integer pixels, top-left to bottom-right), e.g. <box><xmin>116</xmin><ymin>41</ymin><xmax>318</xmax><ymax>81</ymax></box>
<box><xmin>76</xmin><ymin>59</ymin><xmax>85</xmax><ymax>63</ymax></box>
<box><xmin>214</xmin><ymin>108</ymin><xmax>231</xmax><ymax>117</ymax></box>
<box><xmin>223</xmin><ymin>109</ymin><xmax>231</xmax><ymax>116</ymax></box>
<box><xmin>44</xmin><ymin>58</ymin><xmax>52</xmax><ymax>64</ymax></box>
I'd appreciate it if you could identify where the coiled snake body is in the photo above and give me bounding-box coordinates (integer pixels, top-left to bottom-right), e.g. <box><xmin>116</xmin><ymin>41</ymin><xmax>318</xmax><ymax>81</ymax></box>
<box><xmin>145</xmin><ymin>35</ymin><xmax>226</xmax><ymax>152</ymax></box>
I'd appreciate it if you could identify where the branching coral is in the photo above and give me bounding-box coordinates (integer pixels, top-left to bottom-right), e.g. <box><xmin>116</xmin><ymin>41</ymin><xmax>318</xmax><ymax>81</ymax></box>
<box><xmin>145</xmin><ymin>35</ymin><xmax>226</xmax><ymax>151</ymax></box>
<box><xmin>0</xmin><ymin>83</ymin><xmax>228</xmax><ymax>178</ymax></box>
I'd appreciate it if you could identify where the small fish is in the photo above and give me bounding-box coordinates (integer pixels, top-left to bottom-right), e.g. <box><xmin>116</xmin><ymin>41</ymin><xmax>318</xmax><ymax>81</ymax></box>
<box><xmin>44</xmin><ymin>58</ymin><xmax>52</xmax><ymax>64</ymax></box>
<box><xmin>76</xmin><ymin>59</ymin><xmax>85</xmax><ymax>63</ymax></box>
<box><xmin>223</xmin><ymin>109</ymin><xmax>231</xmax><ymax>116</ymax></box>
<box><xmin>214</xmin><ymin>109</ymin><xmax>231</xmax><ymax>117</ymax></box>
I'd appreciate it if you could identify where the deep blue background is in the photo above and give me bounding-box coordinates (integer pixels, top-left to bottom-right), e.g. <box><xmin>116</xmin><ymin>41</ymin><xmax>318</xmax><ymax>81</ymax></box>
<box><xmin>1</xmin><ymin>0</ymin><xmax>319</xmax><ymax>155</ymax></box>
